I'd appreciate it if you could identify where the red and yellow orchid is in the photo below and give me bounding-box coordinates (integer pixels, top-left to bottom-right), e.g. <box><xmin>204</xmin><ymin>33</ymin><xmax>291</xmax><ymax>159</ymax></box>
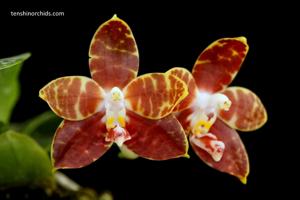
<box><xmin>169</xmin><ymin>37</ymin><xmax>267</xmax><ymax>183</ymax></box>
<box><xmin>39</xmin><ymin>15</ymin><xmax>189</xmax><ymax>169</ymax></box>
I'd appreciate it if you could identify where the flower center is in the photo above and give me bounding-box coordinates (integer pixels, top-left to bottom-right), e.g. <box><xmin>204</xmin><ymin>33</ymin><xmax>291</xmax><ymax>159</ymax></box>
<box><xmin>188</xmin><ymin>91</ymin><xmax>231</xmax><ymax>162</ymax></box>
<box><xmin>189</xmin><ymin>91</ymin><xmax>231</xmax><ymax>136</ymax></box>
<box><xmin>104</xmin><ymin>87</ymin><xmax>130</xmax><ymax>147</ymax></box>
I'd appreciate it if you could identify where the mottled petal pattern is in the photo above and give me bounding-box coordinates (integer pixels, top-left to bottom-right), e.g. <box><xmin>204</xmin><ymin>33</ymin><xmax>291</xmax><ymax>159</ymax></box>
<box><xmin>192</xmin><ymin>37</ymin><xmax>249</xmax><ymax>92</ymax></box>
<box><xmin>39</xmin><ymin>76</ymin><xmax>105</xmax><ymax>121</ymax></box>
<box><xmin>167</xmin><ymin>67</ymin><xmax>197</xmax><ymax>112</ymax></box>
<box><xmin>52</xmin><ymin>112</ymin><xmax>112</xmax><ymax>169</ymax></box>
<box><xmin>124</xmin><ymin>111</ymin><xmax>189</xmax><ymax>160</ymax></box>
<box><xmin>124</xmin><ymin>73</ymin><xmax>188</xmax><ymax>119</ymax></box>
<box><xmin>89</xmin><ymin>15</ymin><xmax>139</xmax><ymax>90</ymax></box>
<box><xmin>176</xmin><ymin>108</ymin><xmax>194</xmax><ymax>134</ymax></box>
<box><xmin>219</xmin><ymin>87</ymin><xmax>267</xmax><ymax>131</ymax></box>
<box><xmin>191</xmin><ymin>119</ymin><xmax>249</xmax><ymax>184</ymax></box>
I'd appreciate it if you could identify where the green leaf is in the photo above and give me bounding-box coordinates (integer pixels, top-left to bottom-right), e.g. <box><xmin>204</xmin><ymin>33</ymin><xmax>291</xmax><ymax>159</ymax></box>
<box><xmin>22</xmin><ymin>111</ymin><xmax>61</xmax><ymax>151</ymax></box>
<box><xmin>0</xmin><ymin>121</ymin><xmax>9</xmax><ymax>133</ymax></box>
<box><xmin>0</xmin><ymin>53</ymin><xmax>31</xmax><ymax>70</ymax></box>
<box><xmin>0</xmin><ymin>130</ymin><xmax>54</xmax><ymax>189</ymax></box>
<box><xmin>0</xmin><ymin>53</ymin><xmax>31</xmax><ymax>124</ymax></box>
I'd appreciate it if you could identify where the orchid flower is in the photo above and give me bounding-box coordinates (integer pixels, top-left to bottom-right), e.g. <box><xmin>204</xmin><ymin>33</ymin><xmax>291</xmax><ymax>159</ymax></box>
<box><xmin>168</xmin><ymin>37</ymin><xmax>267</xmax><ymax>183</ymax></box>
<box><xmin>39</xmin><ymin>15</ymin><xmax>189</xmax><ymax>169</ymax></box>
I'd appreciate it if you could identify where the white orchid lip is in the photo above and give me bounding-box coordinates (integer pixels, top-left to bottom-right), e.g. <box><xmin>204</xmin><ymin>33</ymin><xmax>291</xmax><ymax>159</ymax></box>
<box><xmin>103</xmin><ymin>87</ymin><xmax>130</xmax><ymax>147</ymax></box>
<box><xmin>190</xmin><ymin>133</ymin><xmax>225</xmax><ymax>162</ymax></box>
<box><xmin>106</xmin><ymin>125</ymin><xmax>131</xmax><ymax>147</ymax></box>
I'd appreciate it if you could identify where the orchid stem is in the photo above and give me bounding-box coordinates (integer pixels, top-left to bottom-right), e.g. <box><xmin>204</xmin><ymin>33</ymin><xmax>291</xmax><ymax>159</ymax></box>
<box><xmin>54</xmin><ymin>171</ymin><xmax>81</xmax><ymax>192</ymax></box>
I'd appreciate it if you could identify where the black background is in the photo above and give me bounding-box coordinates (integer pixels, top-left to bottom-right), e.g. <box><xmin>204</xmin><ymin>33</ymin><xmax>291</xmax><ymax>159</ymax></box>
<box><xmin>0</xmin><ymin>2</ymin><xmax>294</xmax><ymax>199</ymax></box>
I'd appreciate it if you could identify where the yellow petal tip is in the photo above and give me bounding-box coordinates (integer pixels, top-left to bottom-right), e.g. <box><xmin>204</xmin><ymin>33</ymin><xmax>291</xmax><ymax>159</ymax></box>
<box><xmin>240</xmin><ymin>176</ymin><xmax>247</xmax><ymax>184</ymax></box>
<box><xmin>112</xmin><ymin>14</ymin><xmax>118</xmax><ymax>19</ymax></box>
<box><xmin>38</xmin><ymin>89</ymin><xmax>46</xmax><ymax>100</ymax></box>
<box><xmin>236</xmin><ymin>36</ymin><xmax>247</xmax><ymax>44</ymax></box>
<box><xmin>183</xmin><ymin>153</ymin><xmax>190</xmax><ymax>159</ymax></box>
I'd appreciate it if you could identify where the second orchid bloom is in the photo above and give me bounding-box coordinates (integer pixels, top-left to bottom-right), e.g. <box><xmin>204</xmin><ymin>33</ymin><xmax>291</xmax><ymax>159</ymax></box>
<box><xmin>169</xmin><ymin>37</ymin><xmax>267</xmax><ymax>183</ymax></box>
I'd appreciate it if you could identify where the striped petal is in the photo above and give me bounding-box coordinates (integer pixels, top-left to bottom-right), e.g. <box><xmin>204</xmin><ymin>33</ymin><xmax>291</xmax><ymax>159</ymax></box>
<box><xmin>191</xmin><ymin>119</ymin><xmax>249</xmax><ymax>184</ymax></box>
<box><xmin>192</xmin><ymin>37</ymin><xmax>249</xmax><ymax>92</ymax></box>
<box><xmin>167</xmin><ymin>67</ymin><xmax>197</xmax><ymax>112</ymax></box>
<box><xmin>39</xmin><ymin>76</ymin><xmax>105</xmax><ymax>121</ymax></box>
<box><xmin>89</xmin><ymin>15</ymin><xmax>139</xmax><ymax>90</ymax></box>
<box><xmin>124</xmin><ymin>73</ymin><xmax>188</xmax><ymax>119</ymax></box>
<box><xmin>219</xmin><ymin>87</ymin><xmax>267</xmax><ymax>131</ymax></box>
<box><xmin>52</xmin><ymin>112</ymin><xmax>112</xmax><ymax>169</ymax></box>
<box><xmin>124</xmin><ymin>111</ymin><xmax>189</xmax><ymax>160</ymax></box>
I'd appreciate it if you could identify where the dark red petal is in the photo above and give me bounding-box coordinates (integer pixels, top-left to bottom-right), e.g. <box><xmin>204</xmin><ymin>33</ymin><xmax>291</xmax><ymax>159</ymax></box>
<box><xmin>176</xmin><ymin>108</ymin><xmax>194</xmax><ymax>134</ymax></box>
<box><xmin>167</xmin><ymin>67</ymin><xmax>197</xmax><ymax>112</ymax></box>
<box><xmin>52</xmin><ymin>112</ymin><xmax>112</xmax><ymax>169</ymax></box>
<box><xmin>192</xmin><ymin>37</ymin><xmax>248</xmax><ymax>92</ymax></box>
<box><xmin>124</xmin><ymin>111</ymin><xmax>189</xmax><ymax>160</ymax></box>
<box><xmin>191</xmin><ymin>119</ymin><xmax>249</xmax><ymax>183</ymax></box>
<box><xmin>89</xmin><ymin>15</ymin><xmax>139</xmax><ymax>90</ymax></box>
<box><xmin>219</xmin><ymin>87</ymin><xmax>267</xmax><ymax>131</ymax></box>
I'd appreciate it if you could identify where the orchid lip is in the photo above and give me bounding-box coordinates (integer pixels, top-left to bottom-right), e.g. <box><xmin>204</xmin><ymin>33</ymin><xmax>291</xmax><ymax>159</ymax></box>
<box><xmin>105</xmin><ymin>125</ymin><xmax>131</xmax><ymax>147</ymax></box>
<box><xmin>190</xmin><ymin>133</ymin><xmax>225</xmax><ymax>162</ymax></box>
<box><xmin>188</xmin><ymin>90</ymin><xmax>230</xmax><ymax>162</ymax></box>
<box><xmin>104</xmin><ymin>87</ymin><xmax>130</xmax><ymax>146</ymax></box>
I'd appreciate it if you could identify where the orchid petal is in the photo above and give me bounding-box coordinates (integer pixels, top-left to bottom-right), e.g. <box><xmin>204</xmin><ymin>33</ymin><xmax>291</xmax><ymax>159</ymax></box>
<box><xmin>52</xmin><ymin>112</ymin><xmax>112</xmax><ymax>169</ymax></box>
<box><xmin>89</xmin><ymin>15</ymin><xmax>139</xmax><ymax>90</ymax></box>
<box><xmin>191</xmin><ymin>119</ymin><xmax>249</xmax><ymax>184</ymax></box>
<box><xmin>39</xmin><ymin>76</ymin><xmax>105</xmax><ymax>121</ymax></box>
<box><xmin>219</xmin><ymin>87</ymin><xmax>267</xmax><ymax>131</ymax></box>
<box><xmin>192</xmin><ymin>37</ymin><xmax>248</xmax><ymax>92</ymax></box>
<box><xmin>124</xmin><ymin>73</ymin><xmax>188</xmax><ymax>119</ymax></box>
<box><xmin>124</xmin><ymin>111</ymin><xmax>189</xmax><ymax>160</ymax></box>
<box><xmin>167</xmin><ymin>67</ymin><xmax>197</xmax><ymax>112</ymax></box>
